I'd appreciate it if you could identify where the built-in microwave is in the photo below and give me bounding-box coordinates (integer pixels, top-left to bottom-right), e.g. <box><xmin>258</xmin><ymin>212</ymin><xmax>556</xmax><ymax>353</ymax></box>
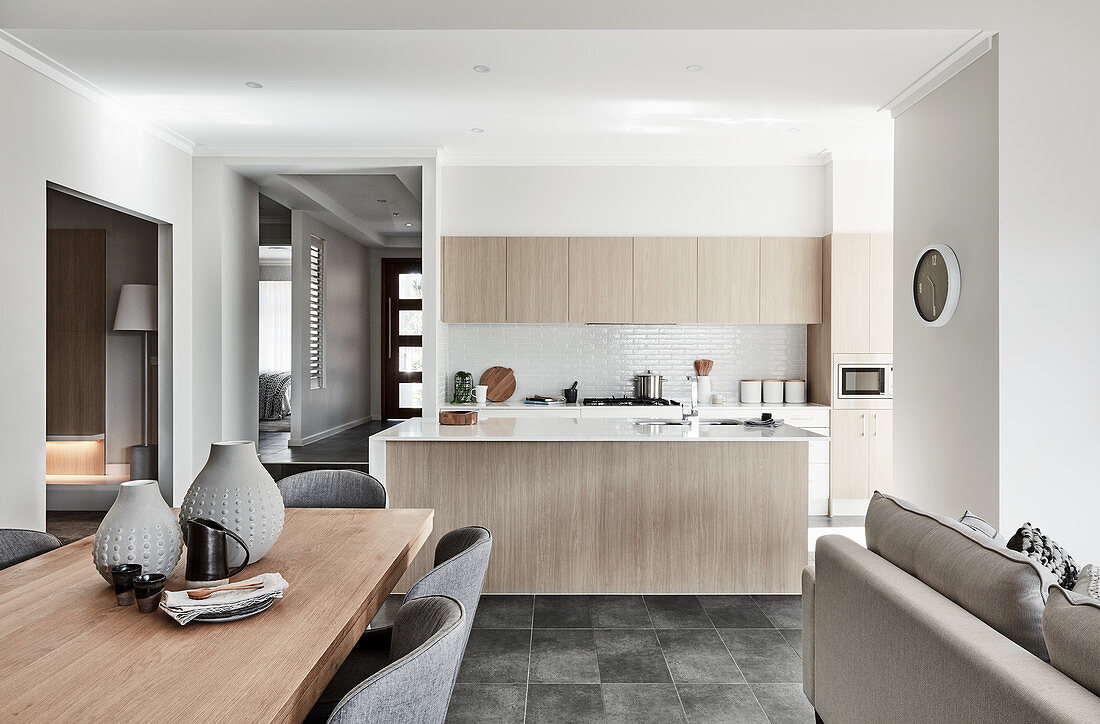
<box><xmin>834</xmin><ymin>354</ymin><xmax>893</xmax><ymax>403</ymax></box>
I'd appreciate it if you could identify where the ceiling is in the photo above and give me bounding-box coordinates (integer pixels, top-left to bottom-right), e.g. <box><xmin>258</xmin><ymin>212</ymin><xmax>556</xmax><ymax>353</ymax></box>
<box><xmin>7</xmin><ymin>29</ymin><xmax>977</xmax><ymax>162</ymax></box>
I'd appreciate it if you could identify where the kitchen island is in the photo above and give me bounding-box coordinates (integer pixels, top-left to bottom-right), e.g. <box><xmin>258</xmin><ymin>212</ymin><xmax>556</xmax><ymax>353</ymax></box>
<box><xmin>370</xmin><ymin>417</ymin><xmax>824</xmax><ymax>594</ymax></box>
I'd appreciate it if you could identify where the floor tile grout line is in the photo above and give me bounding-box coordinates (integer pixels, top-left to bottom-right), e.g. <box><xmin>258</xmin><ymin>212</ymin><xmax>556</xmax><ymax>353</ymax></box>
<box><xmin>643</xmin><ymin>596</ymin><xmax>689</xmax><ymax>723</ymax></box>
<box><xmin>523</xmin><ymin>596</ymin><xmax>534</xmax><ymax>724</ymax></box>
<box><xmin>699</xmin><ymin>595</ymin><xmax>751</xmax><ymax>685</ymax></box>
<box><xmin>746</xmin><ymin>683</ymin><xmax>777</xmax><ymax>724</ymax></box>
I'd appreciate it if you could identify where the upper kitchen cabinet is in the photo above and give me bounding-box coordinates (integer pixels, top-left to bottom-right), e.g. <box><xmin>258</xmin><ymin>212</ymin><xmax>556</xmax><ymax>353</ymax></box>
<box><xmin>759</xmin><ymin>237</ymin><xmax>822</xmax><ymax>324</ymax></box>
<box><xmin>569</xmin><ymin>237</ymin><xmax>633</xmax><ymax>323</ymax></box>
<box><xmin>507</xmin><ymin>237</ymin><xmax>568</xmax><ymax>323</ymax></box>
<box><xmin>868</xmin><ymin>233</ymin><xmax>894</xmax><ymax>352</ymax></box>
<box><xmin>824</xmin><ymin>232</ymin><xmax>893</xmax><ymax>353</ymax></box>
<box><xmin>442</xmin><ymin>236</ymin><xmax>507</xmax><ymax>322</ymax></box>
<box><xmin>633</xmin><ymin>237</ymin><xmax>698</xmax><ymax>323</ymax></box>
<box><xmin>698</xmin><ymin>237</ymin><xmax>760</xmax><ymax>323</ymax></box>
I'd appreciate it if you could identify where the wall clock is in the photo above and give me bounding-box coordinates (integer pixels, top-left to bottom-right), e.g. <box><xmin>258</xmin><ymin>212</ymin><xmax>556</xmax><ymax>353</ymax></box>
<box><xmin>912</xmin><ymin>243</ymin><xmax>961</xmax><ymax>327</ymax></box>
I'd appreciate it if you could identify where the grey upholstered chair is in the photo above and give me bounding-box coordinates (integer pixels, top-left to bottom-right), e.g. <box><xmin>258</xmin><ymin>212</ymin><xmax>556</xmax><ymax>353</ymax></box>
<box><xmin>0</xmin><ymin>529</ymin><xmax>61</xmax><ymax>570</ymax></box>
<box><xmin>276</xmin><ymin>469</ymin><xmax>387</xmax><ymax>508</ymax></box>
<box><xmin>309</xmin><ymin>527</ymin><xmax>492</xmax><ymax>721</ymax></box>
<box><xmin>325</xmin><ymin>595</ymin><xmax>467</xmax><ymax>724</ymax></box>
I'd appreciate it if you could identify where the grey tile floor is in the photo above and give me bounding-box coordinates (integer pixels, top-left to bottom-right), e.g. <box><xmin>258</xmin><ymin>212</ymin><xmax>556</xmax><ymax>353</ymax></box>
<box><xmin>446</xmin><ymin>594</ymin><xmax>812</xmax><ymax>724</ymax></box>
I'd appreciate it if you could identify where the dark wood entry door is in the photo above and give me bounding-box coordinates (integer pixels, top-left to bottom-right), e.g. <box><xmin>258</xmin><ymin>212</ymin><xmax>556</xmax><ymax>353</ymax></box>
<box><xmin>382</xmin><ymin>259</ymin><xmax>423</xmax><ymax>418</ymax></box>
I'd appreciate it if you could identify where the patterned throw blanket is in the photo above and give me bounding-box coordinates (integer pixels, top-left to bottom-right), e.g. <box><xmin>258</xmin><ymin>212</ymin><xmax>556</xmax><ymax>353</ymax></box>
<box><xmin>259</xmin><ymin>371</ymin><xmax>292</xmax><ymax>420</ymax></box>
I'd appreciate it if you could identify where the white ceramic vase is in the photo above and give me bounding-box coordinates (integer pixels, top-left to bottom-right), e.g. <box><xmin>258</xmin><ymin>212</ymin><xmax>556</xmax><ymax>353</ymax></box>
<box><xmin>93</xmin><ymin>479</ymin><xmax>183</xmax><ymax>583</ymax></box>
<box><xmin>180</xmin><ymin>441</ymin><xmax>285</xmax><ymax>568</ymax></box>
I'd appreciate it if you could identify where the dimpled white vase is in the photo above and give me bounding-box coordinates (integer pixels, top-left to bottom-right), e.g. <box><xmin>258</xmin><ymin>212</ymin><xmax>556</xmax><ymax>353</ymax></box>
<box><xmin>180</xmin><ymin>441</ymin><xmax>285</xmax><ymax>568</ymax></box>
<box><xmin>93</xmin><ymin>479</ymin><xmax>183</xmax><ymax>583</ymax></box>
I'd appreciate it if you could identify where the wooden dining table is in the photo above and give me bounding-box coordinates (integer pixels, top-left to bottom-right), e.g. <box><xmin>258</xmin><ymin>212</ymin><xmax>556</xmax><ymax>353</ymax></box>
<box><xmin>0</xmin><ymin>507</ymin><xmax>433</xmax><ymax>723</ymax></box>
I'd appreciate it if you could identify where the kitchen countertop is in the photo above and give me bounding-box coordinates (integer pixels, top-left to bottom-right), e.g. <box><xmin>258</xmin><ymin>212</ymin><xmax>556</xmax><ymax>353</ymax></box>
<box><xmin>370</xmin><ymin>416</ymin><xmax>827</xmax><ymax>443</ymax></box>
<box><xmin>440</xmin><ymin>401</ymin><xmax>829</xmax><ymax>410</ymax></box>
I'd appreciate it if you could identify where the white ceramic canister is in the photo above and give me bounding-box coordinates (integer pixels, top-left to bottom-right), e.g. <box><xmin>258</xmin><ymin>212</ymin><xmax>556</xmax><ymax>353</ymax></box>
<box><xmin>696</xmin><ymin>376</ymin><xmax>712</xmax><ymax>405</ymax></box>
<box><xmin>740</xmin><ymin>379</ymin><xmax>763</xmax><ymax>404</ymax></box>
<box><xmin>785</xmin><ymin>379</ymin><xmax>807</xmax><ymax>404</ymax></box>
<box><xmin>762</xmin><ymin>379</ymin><xmax>785</xmax><ymax>404</ymax></box>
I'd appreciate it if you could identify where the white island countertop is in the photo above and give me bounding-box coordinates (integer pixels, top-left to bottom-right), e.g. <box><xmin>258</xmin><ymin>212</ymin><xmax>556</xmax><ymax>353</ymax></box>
<box><xmin>371</xmin><ymin>416</ymin><xmax>827</xmax><ymax>443</ymax></box>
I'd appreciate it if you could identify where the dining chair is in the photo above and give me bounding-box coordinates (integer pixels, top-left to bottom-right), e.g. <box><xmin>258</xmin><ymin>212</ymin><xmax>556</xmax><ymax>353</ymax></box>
<box><xmin>310</xmin><ymin>527</ymin><xmax>492</xmax><ymax>717</ymax></box>
<box><xmin>0</xmin><ymin>529</ymin><xmax>61</xmax><ymax>571</ymax></box>
<box><xmin>313</xmin><ymin>595</ymin><xmax>466</xmax><ymax>724</ymax></box>
<box><xmin>276</xmin><ymin>469</ymin><xmax>387</xmax><ymax>508</ymax></box>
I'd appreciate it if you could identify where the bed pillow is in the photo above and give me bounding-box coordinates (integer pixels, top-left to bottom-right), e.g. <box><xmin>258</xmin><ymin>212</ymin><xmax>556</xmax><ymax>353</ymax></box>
<box><xmin>959</xmin><ymin>510</ymin><xmax>1007</xmax><ymax>546</ymax></box>
<box><xmin>1007</xmin><ymin>523</ymin><xmax>1078</xmax><ymax>589</ymax></box>
<box><xmin>1072</xmin><ymin>564</ymin><xmax>1100</xmax><ymax>601</ymax></box>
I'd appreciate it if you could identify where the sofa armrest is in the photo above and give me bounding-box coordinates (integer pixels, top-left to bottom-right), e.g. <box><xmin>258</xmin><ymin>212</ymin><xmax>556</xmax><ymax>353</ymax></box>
<box><xmin>802</xmin><ymin>564</ymin><xmax>816</xmax><ymax>706</ymax></box>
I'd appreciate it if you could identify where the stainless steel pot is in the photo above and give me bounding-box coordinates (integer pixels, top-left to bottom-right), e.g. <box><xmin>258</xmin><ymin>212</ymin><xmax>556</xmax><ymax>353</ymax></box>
<box><xmin>633</xmin><ymin>370</ymin><xmax>666</xmax><ymax>399</ymax></box>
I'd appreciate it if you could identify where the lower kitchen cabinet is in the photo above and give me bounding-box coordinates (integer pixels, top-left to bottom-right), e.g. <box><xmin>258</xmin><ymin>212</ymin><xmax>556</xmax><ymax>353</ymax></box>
<box><xmin>830</xmin><ymin>409</ymin><xmax>891</xmax><ymax>498</ymax></box>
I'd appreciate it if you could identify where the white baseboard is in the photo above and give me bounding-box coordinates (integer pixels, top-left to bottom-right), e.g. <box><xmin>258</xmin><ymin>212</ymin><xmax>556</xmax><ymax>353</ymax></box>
<box><xmin>290</xmin><ymin>416</ymin><xmax>372</xmax><ymax>447</ymax></box>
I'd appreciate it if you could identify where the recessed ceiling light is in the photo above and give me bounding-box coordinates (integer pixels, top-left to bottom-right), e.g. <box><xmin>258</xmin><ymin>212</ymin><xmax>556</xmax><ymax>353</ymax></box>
<box><xmin>376</xmin><ymin>199</ymin><xmax>387</xmax><ymax>203</ymax></box>
<box><xmin>392</xmin><ymin>212</ymin><xmax>400</xmax><ymax>217</ymax></box>
<box><xmin>788</xmin><ymin>127</ymin><xmax>803</xmax><ymax>134</ymax></box>
<box><xmin>244</xmin><ymin>81</ymin><xmax>264</xmax><ymax>88</ymax></box>
<box><xmin>404</xmin><ymin>223</ymin><xmax>414</xmax><ymax>227</ymax></box>
<box><xmin>685</xmin><ymin>65</ymin><xmax>704</xmax><ymax>72</ymax></box>
<box><xmin>473</xmin><ymin>65</ymin><xmax>492</xmax><ymax>73</ymax></box>
<box><xmin>628</xmin><ymin>127</ymin><xmax>643</xmax><ymax>133</ymax></box>
<box><xmin>470</xmin><ymin>127</ymin><xmax>485</xmax><ymax>134</ymax></box>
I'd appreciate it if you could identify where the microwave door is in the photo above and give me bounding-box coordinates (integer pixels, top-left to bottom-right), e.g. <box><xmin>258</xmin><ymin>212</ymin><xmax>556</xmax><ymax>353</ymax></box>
<box><xmin>841</xmin><ymin>368</ymin><xmax>885</xmax><ymax>397</ymax></box>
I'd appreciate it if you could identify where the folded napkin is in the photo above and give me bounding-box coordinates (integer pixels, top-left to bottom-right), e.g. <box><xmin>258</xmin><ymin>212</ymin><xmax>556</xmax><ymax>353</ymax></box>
<box><xmin>744</xmin><ymin>417</ymin><xmax>783</xmax><ymax>427</ymax></box>
<box><xmin>160</xmin><ymin>573</ymin><xmax>289</xmax><ymax>625</ymax></box>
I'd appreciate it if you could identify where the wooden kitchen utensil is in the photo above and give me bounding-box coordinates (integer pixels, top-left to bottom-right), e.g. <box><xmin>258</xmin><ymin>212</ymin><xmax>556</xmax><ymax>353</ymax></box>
<box><xmin>186</xmin><ymin>581</ymin><xmax>265</xmax><ymax>600</ymax></box>
<box><xmin>480</xmin><ymin>366</ymin><xmax>517</xmax><ymax>402</ymax></box>
<box><xmin>439</xmin><ymin>410</ymin><xmax>478</xmax><ymax>425</ymax></box>
<box><xmin>701</xmin><ymin>359</ymin><xmax>714</xmax><ymax>376</ymax></box>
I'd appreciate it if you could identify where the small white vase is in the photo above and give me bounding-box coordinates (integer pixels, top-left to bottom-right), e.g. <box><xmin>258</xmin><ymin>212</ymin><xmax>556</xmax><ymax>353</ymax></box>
<box><xmin>180</xmin><ymin>441</ymin><xmax>285</xmax><ymax>568</ymax></box>
<box><xmin>93</xmin><ymin>479</ymin><xmax>183</xmax><ymax>583</ymax></box>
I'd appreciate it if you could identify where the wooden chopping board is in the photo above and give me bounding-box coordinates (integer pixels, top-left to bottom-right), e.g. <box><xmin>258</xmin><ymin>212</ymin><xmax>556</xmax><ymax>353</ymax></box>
<box><xmin>480</xmin><ymin>366</ymin><xmax>517</xmax><ymax>402</ymax></box>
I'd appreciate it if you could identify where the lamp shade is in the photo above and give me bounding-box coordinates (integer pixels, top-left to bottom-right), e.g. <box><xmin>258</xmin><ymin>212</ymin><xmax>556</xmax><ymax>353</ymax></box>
<box><xmin>113</xmin><ymin>284</ymin><xmax>157</xmax><ymax>332</ymax></box>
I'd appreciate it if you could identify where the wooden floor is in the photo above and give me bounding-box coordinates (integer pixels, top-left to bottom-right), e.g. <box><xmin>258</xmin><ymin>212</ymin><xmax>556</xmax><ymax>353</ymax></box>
<box><xmin>258</xmin><ymin>420</ymin><xmax>401</xmax><ymax>479</ymax></box>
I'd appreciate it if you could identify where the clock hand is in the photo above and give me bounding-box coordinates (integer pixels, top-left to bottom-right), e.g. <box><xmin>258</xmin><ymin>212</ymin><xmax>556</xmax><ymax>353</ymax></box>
<box><xmin>926</xmin><ymin>276</ymin><xmax>936</xmax><ymax>315</ymax></box>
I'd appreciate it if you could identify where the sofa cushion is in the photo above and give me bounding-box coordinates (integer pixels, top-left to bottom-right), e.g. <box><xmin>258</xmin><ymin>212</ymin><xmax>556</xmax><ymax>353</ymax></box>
<box><xmin>1008</xmin><ymin>523</ymin><xmax>1078</xmax><ymax>588</ymax></box>
<box><xmin>1072</xmin><ymin>564</ymin><xmax>1100</xmax><ymax>601</ymax></box>
<box><xmin>1044</xmin><ymin>585</ymin><xmax>1100</xmax><ymax>696</ymax></box>
<box><xmin>959</xmin><ymin>509</ymin><xmax>1007</xmax><ymax>546</ymax></box>
<box><xmin>866</xmin><ymin>492</ymin><xmax>1056</xmax><ymax>659</ymax></box>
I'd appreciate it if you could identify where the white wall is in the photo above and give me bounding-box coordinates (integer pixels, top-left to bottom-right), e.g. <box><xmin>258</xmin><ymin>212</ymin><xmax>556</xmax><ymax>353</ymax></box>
<box><xmin>0</xmin><ymin>49</ymin><xmax>194</xmax><ymax>529</ymax></box>
<box><xmin>893</xmin><ymin>45</ymin><xmax>999</xmax><ymax>522</ymax></box>
<box><xmin>828</xmin><ymin>158</ymin><xmax>894</xmax><ymax>233</ymax></box>
<box><xmin>290</xmin><ymin>212</ymin><xmax>372</xmax><ymax>443</ymax></box>
<box><xmin>442</xmin><ymin>165</ymin><xmax>826</xmax><ymax>236</ymax></box>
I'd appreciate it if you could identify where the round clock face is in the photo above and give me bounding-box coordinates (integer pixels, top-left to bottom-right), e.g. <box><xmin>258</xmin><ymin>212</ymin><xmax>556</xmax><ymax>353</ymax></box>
<box><xmin>912</xmin><ymin>244</ymin><xmax>961</xmax><ymax>326</ymax></box>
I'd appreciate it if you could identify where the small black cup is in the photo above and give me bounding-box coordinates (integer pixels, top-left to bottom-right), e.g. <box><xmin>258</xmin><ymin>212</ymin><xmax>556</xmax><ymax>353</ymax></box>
<box><xmin>110</xmin><ymin>563</ymin><xmax>143</xmax><ymax>606</ymax></box>
<box><xmin>133</xmin><ymin>573</ymin><xmax>167</xmax><ymax>613</ymax></box>
<box><xmin>563</xmin><ymin>388</ymin><xmax>578</xmax><ymax>404</ymax></box>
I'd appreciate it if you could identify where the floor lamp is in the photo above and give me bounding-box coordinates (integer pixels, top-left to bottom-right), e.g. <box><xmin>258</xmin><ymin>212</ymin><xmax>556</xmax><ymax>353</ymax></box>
<box><xmin>114</xmin><ymin>284</ymin><xmax>157</xmax><ymax>480</ymax></box>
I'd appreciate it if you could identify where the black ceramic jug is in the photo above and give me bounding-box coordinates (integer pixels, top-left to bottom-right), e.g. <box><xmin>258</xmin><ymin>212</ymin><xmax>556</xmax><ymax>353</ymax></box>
<box><xmin>185</xmin><ymin>518</ymin><xmax>250</xmax><ymax>587</ymax></box>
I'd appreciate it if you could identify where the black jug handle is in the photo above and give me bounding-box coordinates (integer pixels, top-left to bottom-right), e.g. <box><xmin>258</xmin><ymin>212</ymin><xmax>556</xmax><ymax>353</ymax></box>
<box><xmin>222</xmin><ymin>527</ymin><xmax>251</xmax><ymax>578</ymax></box>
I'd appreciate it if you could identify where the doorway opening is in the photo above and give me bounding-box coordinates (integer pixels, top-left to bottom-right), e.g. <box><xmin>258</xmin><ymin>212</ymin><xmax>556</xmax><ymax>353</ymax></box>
<box><xmin>257</xmin><ymin>194</ymin><xmax>293</xmax><ymax>457</ymax></box>
<box><xmin>381</xmin><ymin>259</ymin><xmax>423</xmax><ymax>418</ymax></box>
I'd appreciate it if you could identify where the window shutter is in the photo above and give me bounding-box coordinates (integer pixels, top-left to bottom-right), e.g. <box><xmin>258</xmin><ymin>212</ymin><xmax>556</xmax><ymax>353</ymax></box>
<box><xmin>308</xmin><ymin>235</ymin><xmax>325</xmax><ymax>390</ymax></box>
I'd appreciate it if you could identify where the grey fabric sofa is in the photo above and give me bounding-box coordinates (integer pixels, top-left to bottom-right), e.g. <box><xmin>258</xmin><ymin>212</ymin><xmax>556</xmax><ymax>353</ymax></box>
<box><xmin>803</xmin><ymin>493</ymin><xmax>1100</xmax><ymax>724</ymax></box>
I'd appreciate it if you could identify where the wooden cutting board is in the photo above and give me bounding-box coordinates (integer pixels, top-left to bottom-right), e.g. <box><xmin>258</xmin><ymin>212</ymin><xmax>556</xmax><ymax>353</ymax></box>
<box><xmin>480</xmin><ymin>366</ymin><xmax>517</xmax><ymax>402</ymax></box>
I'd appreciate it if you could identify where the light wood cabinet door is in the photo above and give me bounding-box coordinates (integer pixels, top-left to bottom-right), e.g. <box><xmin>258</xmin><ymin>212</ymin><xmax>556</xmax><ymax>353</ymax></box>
<box><xmin>442</xmin><ymin>236</ymin><xmax>507</xmax><ymax>322</ymax></box>
<box><xmin>869</xmin><ymin>410</ymin><xmax>893</xmax><ymax>494</ymax></box>
<box><xmin>830</xmin><ymin>410</ymin><xmax>870</xmax><ymax>498</ymax></box>
<box><xmin>829</xmin><ymin>233</ymin><xmax>871</xmax><ymax>352</ymax></box>
<box><xmin>759</xmin><ymin>237</ymin><xmax>822</xmax><ymax>323</ymax></box>
<box><xmin>633</xmin><ymin>237</ymin><xmax>698</xmax><ymax>323</ymax></box>
<box><xmin>506</xmin><ymin>237</ymin><xmax>568</xmax><ymax>322</ymax></box>
<box><xmin>869</xmin><ymin>233</ymin><xmax>894</xmax><ymax>353</ymax></box>
<box><xmin>569</xmin><ymin>237</ymin><xmax>633</xmax><ymax>323</ymax></box>
<box><xmin>698</xmin><ymin>237</ymin><xmax>760</xmax><ymax>323</ymax></box>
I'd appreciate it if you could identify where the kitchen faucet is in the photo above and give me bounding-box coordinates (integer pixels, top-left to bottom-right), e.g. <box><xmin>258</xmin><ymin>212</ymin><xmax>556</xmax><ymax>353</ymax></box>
<box><xmin>682</xmin><ymin>376</ymin><xmax>700</xmax><ymax>426</ymax></box>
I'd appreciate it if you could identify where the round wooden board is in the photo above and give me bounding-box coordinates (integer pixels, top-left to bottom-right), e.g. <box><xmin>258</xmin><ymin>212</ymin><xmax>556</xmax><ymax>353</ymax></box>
<box><xmin>439</xmin><ymin>410</ymin><xmax>478</xmax><ymax>426</ymax></box>
<box><xmin>480</xmin><ymin>366</ymin><xmax>517</xmax><ymax>402</ymax></box>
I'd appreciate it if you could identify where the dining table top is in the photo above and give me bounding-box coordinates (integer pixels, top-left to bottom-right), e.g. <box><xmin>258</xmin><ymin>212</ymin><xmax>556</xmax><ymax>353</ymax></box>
<box><xmin>0</xmin><ymin>507</ymin><xmax>434</xmax><ymax>723</ymax></box>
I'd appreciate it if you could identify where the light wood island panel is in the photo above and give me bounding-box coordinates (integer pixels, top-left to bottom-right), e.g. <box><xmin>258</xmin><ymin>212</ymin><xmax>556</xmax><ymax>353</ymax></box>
<box><xmin>386</xmin><ymin>440</ymin><xmax>808</xmax><ymax>593</ymax></box>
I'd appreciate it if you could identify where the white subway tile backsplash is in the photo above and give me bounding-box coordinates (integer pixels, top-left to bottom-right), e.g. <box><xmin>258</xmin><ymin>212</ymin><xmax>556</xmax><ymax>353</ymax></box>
<box><xmin>439</xmin><ymin>323</ymin><xmax>806</xmax><ymax>402</ymax></box>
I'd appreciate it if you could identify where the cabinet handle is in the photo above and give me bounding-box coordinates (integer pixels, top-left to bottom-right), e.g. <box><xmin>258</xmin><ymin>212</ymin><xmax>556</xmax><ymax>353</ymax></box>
<box><xmin>861</xmin><ymin>413</ymin><xmax>866</xmax><ymax>437</ymax></box>
<box><xmin>873</xmin><ymin>413</ymin><xmax>879</xmax><ymax>437</ymax></box>
<box><xmin>388</xmin><ymin>298</ymin><xmax>393</xmax><ymax>359</ymax></box>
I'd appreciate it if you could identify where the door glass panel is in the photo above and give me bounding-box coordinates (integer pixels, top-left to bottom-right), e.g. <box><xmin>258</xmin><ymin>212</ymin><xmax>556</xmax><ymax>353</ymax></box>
<box><xmin>398</xmin><ymin>346</ymin><xmax>423</xmax><ymax>373</ymax></box>
<box><xmin>399</xmin><ymin>382</ymin><xmax>423</xmax><ymax>408</ymax></box>
<box><xmin>398</xmin><ymin>273</ymin><xmax>423</xmax><ymax>299</ymax></box>
<box><xmin>398</xmin><ymin>309</ymin><xmax>423</xmax><ymax>335</ymax></box>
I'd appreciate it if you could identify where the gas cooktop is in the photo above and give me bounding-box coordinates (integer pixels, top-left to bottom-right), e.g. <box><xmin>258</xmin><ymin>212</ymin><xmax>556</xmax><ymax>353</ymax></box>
<box><xmin>582</xmin><ymin>397</ymin><xmax>681</xmax><ymax>406</ymax></box>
